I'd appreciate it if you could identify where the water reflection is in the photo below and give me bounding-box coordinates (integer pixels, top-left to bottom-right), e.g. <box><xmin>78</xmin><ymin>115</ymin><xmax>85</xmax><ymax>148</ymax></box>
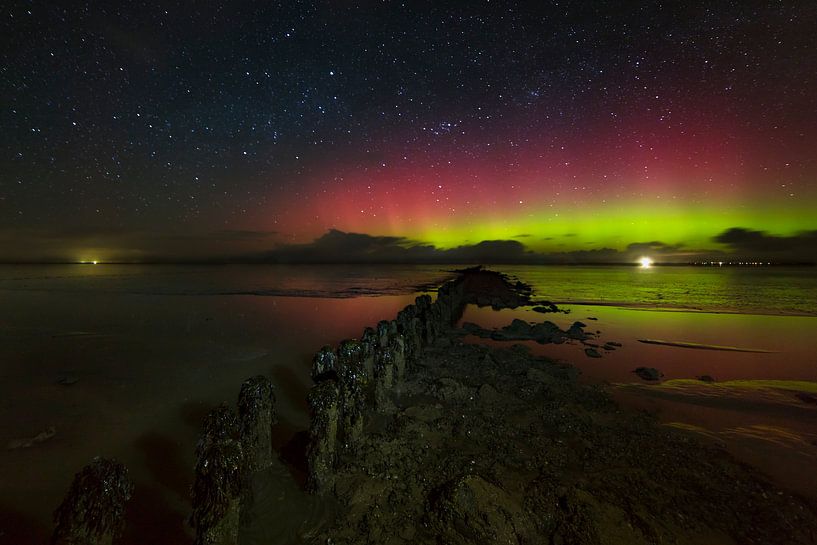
<box><xmin>459</xmin><ymin>303</ymin><xmax>817</xmax><ymax>499</ymax></box>
<box><xmin>1</xmin><ymin>263</ymin><xmax>815</xmax><ymax>541</ymax></box>
<box><xmin>0</xmin><ymin>267</ymin><xmax>436</xmax><ymax>543</ymax></box>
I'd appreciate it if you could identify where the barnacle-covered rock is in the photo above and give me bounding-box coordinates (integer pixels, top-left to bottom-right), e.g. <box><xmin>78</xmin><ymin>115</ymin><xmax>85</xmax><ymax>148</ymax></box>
<box><xmin>311</xmin><ymin>345</ymin><xmax>338</xmax><ymax>383</ymax></box>
<box><xmin>52</xmin><ymin>457</ymin><xmax>133</xmax><ymax>545</ymax></box>
<box><xmin>373</xmin><ymin>348</ymin><xmax>395</xmax><ymax>409</ymax></box>
<box><xmin>190</xmin><ymin>405</ymin><xmax>244</xmax><ymax>545</ymax></box>
<box><xmin>390</xmin><ymin>334</ymin><xmax>407</xmax><ymax>383</ymax></box>
<box><xmin>237</xmin><ymin>375</ymin><xmax>276</xmax><ymax>473</ymax></box>
<box><xmin>306</xmin><ymin>380</ymin><xmax>340</xmax><ymax>493</ymax></box>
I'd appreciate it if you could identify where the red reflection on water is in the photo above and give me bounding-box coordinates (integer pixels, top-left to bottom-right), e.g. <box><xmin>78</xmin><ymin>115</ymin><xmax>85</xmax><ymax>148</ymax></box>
<box><xmin>459</xmin><ymin>303</ymin><xmax>817</xmax><ymax>499</ymax></box>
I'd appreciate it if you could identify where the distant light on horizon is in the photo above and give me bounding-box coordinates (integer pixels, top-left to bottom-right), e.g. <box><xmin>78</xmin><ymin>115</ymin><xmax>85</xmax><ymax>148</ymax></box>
<box><xmin>639</xmin><ymin>257</ymin><xmax>653</xmax><ymax>268</ymax></box>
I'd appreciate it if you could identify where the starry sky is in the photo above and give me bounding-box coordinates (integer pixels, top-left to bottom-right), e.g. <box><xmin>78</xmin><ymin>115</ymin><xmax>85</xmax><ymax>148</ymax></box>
<box><xmin>2</xmin><ymin>1</ymin><xmax>816</xmax><ymax>263</ymax></box>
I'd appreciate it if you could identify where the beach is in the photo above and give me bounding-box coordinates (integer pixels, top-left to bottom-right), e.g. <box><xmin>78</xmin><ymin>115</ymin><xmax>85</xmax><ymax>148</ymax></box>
<box><xmin>1</xmin><ymin>264</ymin><xmax>816</xmax><ymax>543</ymax></box>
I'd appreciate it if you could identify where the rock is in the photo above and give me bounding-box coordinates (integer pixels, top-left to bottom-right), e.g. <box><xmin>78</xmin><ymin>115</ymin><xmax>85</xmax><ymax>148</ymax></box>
<box><xmin>237</xmin><ymin>375</ymin><xmax>276</xmax><ymax>473</ymax></box>
<box><xmin>606</xmin><ymin>341</ymin><xmax>622</xmax><ymax>347</ymax></box>
<box><xmin>601</xmin><ymin>344</ymin><xmax>616</xmax><ymax>351</ymax></box>
<box><xmin>360</xmin><ymin>327</ymin><xmax>378</xmax><ymax>356</ymax></box>
<box><xmin>586</xmin><ymin>317</ymin><xmax>598</xmax><ymax>320</ymax></box>
<box><xmin>52</xmin><ymin>457</ymin><xmax>133</xmax><ymax>545</ymax></box>
<box><xmin>57</xmin><ymin>377</ymin><xmax>79</xmax><ymax>386</ymax></box>
<box><xmin>377</xmin><ymin>320</ymin><xmax>392</xmax><ymax>348</ymax></box>
<box><xmin>532</xmin><ymin>302</ymin><xmax>561</xmax><ymax>313</ymax></box>
<box><xmin>566</xmin><ymin>321</ymin><xmax>589</xmax><ymax>340</ymax></box>
<box><xmin>374</xmin><ymin>349</ymin><xmax>395</xmax><ymax>409</ymax></box>
<box><xmin>697</xmin><ymin>375</ymin><xmax>716</xmax><ymax>383</ymax></box>
<box><xmin>530</xmin><ymin>321</ymin><xmax>564</xmax><ymax>343</ymax></box>
<box><xmin>311</xmin><ymin>345</ymin><xmax>338</xmax><ymax>383</ymax></box>
<box><xmin>584</xmin><ymin>348</ymin><xmax>602</xmax><ymax>358</ymax></box>
<box><xmin>306</xmin><ymin>380</ymin><xmax>340</xmax><ymax>493</ymax></box>
<box><xmin>461</xmin><ymin>322</ymin><xmax>482</xmax><ymax>333</ymax></box>
<box><xmin>431</xmin><ymin>475</ymin><xmax>533</xmax><ymax>544</ymax></box>
<box><xmin>633</xmin><ymin>367</ymin><xmax>662</xmax><ymax>381</ymax></box>
<box><xmin>505</xmin><ymin>319</ymin><xmax>533</xmax><ymax>336</ymax></box>
<box><xmin>190</xmin><ymin>405</ymin><xmax>244</xmax><ymax>545</ymax></box>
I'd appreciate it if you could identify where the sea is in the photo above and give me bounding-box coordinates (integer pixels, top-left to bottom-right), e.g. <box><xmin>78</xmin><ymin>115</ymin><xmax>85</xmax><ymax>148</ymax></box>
<box><xmin>0</xmin><ymin>264</ymin><xmax>815</xmax><ymax>544</ymax></box>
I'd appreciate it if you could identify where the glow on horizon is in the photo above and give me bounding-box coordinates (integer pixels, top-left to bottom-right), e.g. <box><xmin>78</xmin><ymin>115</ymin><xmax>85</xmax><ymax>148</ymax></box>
<box><xmin>260</xmin><ymin>153</ymin><xmax>817</xmax><ymax>253</ymax></box>
<box><xmin>267</xmin><ymin>196</ymin><xmax>816</xmax><ymax>253</ymax></box>
<box><xmin>639</xmin><ymin>257</ymin><xmax>653</xmax><ymax>268</ymax></box>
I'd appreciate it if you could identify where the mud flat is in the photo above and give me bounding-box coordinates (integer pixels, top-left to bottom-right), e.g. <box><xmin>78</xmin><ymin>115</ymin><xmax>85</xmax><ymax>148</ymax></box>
<box><xmin>304</xmin><ymin>270</ymin><xmax>817</xmax><ymax>545</ymax></box>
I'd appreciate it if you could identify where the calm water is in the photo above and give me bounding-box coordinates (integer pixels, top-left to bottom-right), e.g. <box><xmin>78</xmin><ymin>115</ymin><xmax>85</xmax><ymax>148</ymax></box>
<box><xmin>501</xmin><ymin>264</ymin><xmax>817</xmax><ymax>315</ymax></box>
<box><xmin>0</xmin><ymin>264</ymin><xmax>815</xmax><ymax>544</ymax></box>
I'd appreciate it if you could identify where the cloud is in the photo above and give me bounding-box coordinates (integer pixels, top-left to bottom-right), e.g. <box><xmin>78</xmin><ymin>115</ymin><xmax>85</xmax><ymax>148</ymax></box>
<box><xmin>2</xmin><ymin>225</ymin><xmax>813</xmax><ymax>264</ymax></box>
<box><xmin>254</xmin><ymin>230</ymin><xmax>708</xmax><ymax>264</ymax></box>
<box><xmin>625</xmin><ymin>241</ymin><xmax>684</xmax><ymax>253</ymax></box>
<box><xmin>713</xmin><ymin>228</ymin><xmax>817</xmax><ymax>260</ymax></box>
<box><xmin>257</xmin><ymin>230</ymin><xmax>533</xmax><ymax>264</ymax></box>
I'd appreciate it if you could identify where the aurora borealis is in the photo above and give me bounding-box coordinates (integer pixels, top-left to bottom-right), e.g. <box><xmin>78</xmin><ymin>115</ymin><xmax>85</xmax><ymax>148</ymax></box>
<box><xmin>1</xmin><ymin>2</ymin><xmax>815</xmax><ymax>263</ymax></box>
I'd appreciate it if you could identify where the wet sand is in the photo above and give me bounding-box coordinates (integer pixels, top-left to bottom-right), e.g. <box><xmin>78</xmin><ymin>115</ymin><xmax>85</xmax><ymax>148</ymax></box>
<box><xmin>458</xmin><ymin>303</ymin><xmax>817</xmax><ymax>501</ymax></box>
<box><xmin>2</xmin><ymin>265</ymin><xmax>816</xmax><ymax>543</ymax></box>
<box><xmin>0</xmin><ymin>289</ymin><xmax>425</xmax><ymax>544</ymax></box>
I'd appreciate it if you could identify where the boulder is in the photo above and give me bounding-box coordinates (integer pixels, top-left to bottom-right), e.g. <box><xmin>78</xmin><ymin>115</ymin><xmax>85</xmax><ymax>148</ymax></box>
<box><xmin>311</xmin><ymin>345</ymin><xmax>338</xmax><ymax>383</ymax></box>
<box><xmin>237</xmin><ymin>375</ymin><xmax>276</xmax><ymax>473</ymax></box>
<box><xmin>633</xmin><ymin>367</ymin><xmax>662</xmax><ymax>381</ymax></box>
<box><xmin>306</xmin><ymin>380</ymin><xmax>340</xmax><ymax>493</ymax></box>
<box><xmin>52</xmin><ymin>458</ymin><xmax>132</xmax><ymax>545</ymax></box>
<box><xmin>190</xmin><ymin>405</ymin><xmax>244</xmax><ymax>545</ymax></box>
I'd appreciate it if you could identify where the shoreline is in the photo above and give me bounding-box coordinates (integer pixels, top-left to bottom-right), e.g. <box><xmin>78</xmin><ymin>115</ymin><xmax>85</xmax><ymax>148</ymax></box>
<box><xmin>549</xmin><ymin>299</ymin><xmax>817</xmax><ymax>317</ymax></box>
<box><xmin>297</xmin><ymin>270</ymin><xmax>817</xmax><ymax>544</ymax></box>
<box><xmin>22</xmin><ymin>268</ymin><xmax>817</xmax><ymax>543</ymax></box>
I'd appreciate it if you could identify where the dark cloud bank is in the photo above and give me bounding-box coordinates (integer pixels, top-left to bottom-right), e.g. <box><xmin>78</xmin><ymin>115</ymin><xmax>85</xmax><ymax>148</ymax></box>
<box><xmin>251</xmin><ymin>228</ymin><xmax>817</xmax><ymax>265</ymax></box>
<box><xmin>1</xmin><ymin>227</ymin><xmax>814</xmax><ymax>264</ymax></box>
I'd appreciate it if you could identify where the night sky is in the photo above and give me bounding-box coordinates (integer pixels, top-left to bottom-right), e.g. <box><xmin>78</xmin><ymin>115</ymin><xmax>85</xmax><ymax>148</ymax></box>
<box><xmin>2</xmin><ymin>1</ymin><xmax>816</xmax><ymax>263</ymax></box>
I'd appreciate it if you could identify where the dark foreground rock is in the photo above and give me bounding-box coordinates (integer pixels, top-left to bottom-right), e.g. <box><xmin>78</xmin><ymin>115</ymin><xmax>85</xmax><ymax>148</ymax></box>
<box><xmin>454</xmin><ymin>267</ymin><xmax>532</xmax><ymax>309</ymax></box>
<box><xmin>309</xmin><ymin>332</ymin><xmax>817</xmax><ymax>545</ymax></box>
<box><xmin>463</xmin><ymin>319</ymin><xmax>591</xmax><ymax>344</ymax></box>
<box><xmin>52</xmin><ymin>457</ymin><xmax>132</xmax><ymax>545</ymax></box>
<box><xmin>633</xmin><ymin>366</ymin><xmax>663</xmax><ymax>381</ymax></box>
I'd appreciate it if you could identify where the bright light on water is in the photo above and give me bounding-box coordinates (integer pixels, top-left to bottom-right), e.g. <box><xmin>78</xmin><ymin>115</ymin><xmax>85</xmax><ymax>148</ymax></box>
<box><xmin>639</xmin><ymin>257</ymin><xmax>653</xmax><ymax>268</ymax></box>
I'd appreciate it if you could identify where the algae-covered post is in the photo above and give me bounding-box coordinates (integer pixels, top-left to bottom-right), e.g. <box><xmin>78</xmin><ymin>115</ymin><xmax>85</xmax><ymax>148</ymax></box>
<box><xmin>302</xmin><ymin>274</ymin><xmax>470</xmax><ymax>498</ymax></box>
<box><xmin>190</xmin><ymin>404</ymin><xmax>244</xmax><ymax>545</ymax></box>
<box><xmin>337</xmin><ymin>339</ymin><xmax>367</xmax><ymax>448</ymax></box>
<box><xmin>373</xmin><ymin>347</ymin><xmax>395</xmax><ymax>408</ymax></box>
<box><xmin>360</xmin><ymin>327</ymin><xmax>378</xmax><ymax>376</ymax></box>
<box><xmin>396</xmin><ymin>305</ymin><xmax>420</xmax><ymax>365</ymax></box>
<box><xmin>237</xmin><ymin>375</ymin><xmax>276</xmax><ymax>473</ymax></box>
<box><xmin>306</xmin><ymin>379</ymin><xmax>340</xmax><ymax>493</ymax></box>
<box><xmin>51</xmin><ymin>457</ymin><xmax>133</xmax><ymax>545</ymax></box>
<box><xmin>311</xmin><ymin>345</ymin><xmax>339</xmax><ymax>383</ymax></box>
<box><xmin>391</xmin><ymin>333</ymin><xmax>407</xmax><ymax>383</ymax></box>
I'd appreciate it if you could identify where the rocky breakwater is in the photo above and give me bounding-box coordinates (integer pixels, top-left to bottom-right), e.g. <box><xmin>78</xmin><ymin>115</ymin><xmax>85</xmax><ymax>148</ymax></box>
<box><xmin>302</xmin><ymin>269</ymin><xmax>817</xmax><ymax>545</ymax></box>
<box><xmin>188</xmin><ymin>375</ymin><xmax>277</xmax><ymax>545</ymax></box>
<box><xmin>51</xmin><ymin>458</ymin><xmax>133</xmax><ymax>545</ymax></box>
<box><xmin>305</xmin><ymin>272</ymin><xmax>478</xmax><ymax>493</ymax></box>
